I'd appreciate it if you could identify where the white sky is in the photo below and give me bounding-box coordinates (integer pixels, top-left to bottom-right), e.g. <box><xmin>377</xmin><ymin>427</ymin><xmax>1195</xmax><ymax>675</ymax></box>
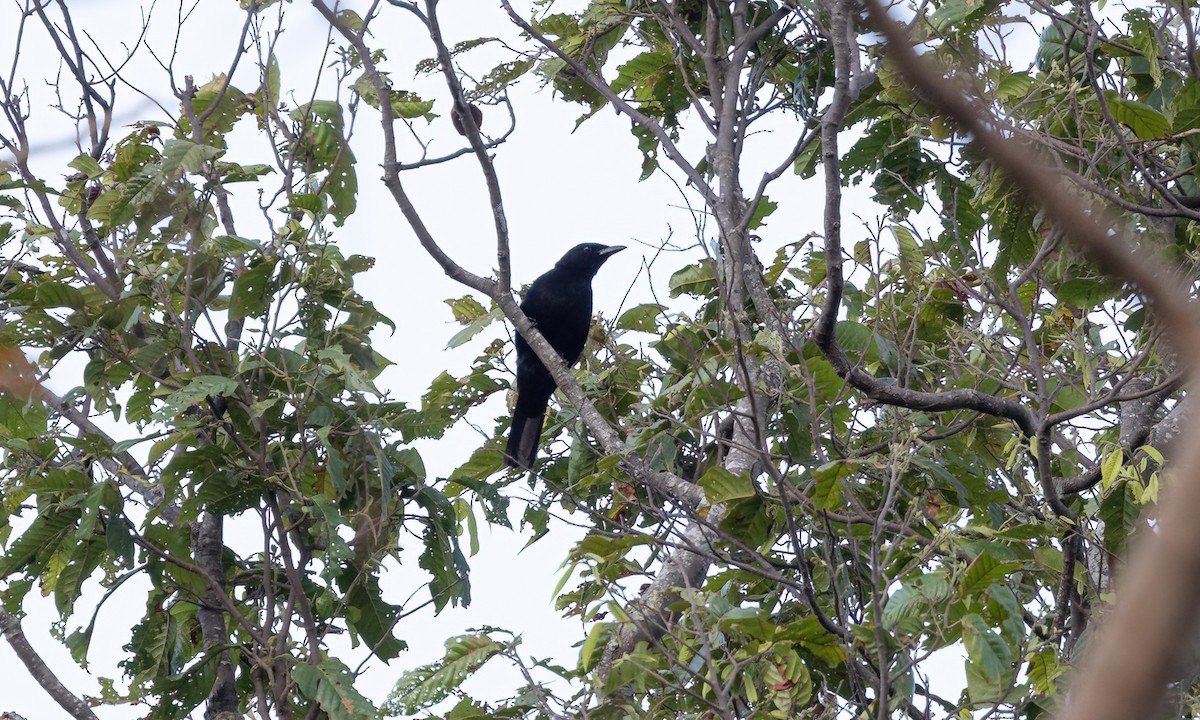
<box><xmin>0</xmin><ymin>0</ymin><xmax>980</xmax><ymax>716</ymax></box>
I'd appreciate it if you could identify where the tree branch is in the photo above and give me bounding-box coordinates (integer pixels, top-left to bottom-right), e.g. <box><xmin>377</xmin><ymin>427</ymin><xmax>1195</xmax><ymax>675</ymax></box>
<box><xmin>0</xmin><ymin>610</ymin><xmax>100</xmax><ymax>720</ymax></box>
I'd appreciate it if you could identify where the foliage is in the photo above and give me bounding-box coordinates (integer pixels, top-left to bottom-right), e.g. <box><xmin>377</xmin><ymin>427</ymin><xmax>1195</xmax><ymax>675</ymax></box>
<box><xmin>0</xmin><ymin>6</ymin><xmax>471</xmax><ymax>717</ymax></box>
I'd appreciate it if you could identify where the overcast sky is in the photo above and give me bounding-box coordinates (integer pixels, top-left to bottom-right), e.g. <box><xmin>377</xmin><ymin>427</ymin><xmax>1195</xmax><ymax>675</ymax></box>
<box><xmin>0</xmin><ymin>1</ymin><xmax>976</xmax><ymax>716</ymax></box>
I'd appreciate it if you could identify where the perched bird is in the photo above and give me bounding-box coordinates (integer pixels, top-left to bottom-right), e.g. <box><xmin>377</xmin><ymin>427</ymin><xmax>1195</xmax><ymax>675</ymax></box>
<box><xmin>505</xmin><ymin>243</ymin><xmax>625</xmax><ymax>470</ymax></box>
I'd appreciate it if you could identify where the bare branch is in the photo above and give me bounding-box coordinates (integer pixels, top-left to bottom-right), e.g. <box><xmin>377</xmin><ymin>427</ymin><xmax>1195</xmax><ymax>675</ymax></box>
<box><xmin>424</xmin><ymin>0</ymin><xmax>513</xmax><ymax>291</ymax></box>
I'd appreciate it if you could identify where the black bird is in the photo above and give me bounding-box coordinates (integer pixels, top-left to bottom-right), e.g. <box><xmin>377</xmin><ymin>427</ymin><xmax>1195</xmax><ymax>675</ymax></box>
<box><xmin>505</xmin><ymin>243</ymin><xmax>625</xmax><ymax>470</ymax></box>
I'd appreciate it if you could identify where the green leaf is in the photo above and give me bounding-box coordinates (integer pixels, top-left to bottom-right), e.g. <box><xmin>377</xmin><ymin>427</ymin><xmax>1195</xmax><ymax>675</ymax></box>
<box><xmin>996</xmin><ymin>72</ymin><xmax>1034</xmax><ymax>102</ymax></box>
<box><xmin>616</xmin><ymin>303</ymin><xmax>666</xmax><ymax>333</ymax></box>
<box><xmin>449</xmin><ymin>447</ymin><xmax>507</xmax><ymax>482</ymax></box>
<box><xmin>76</xmin><ymin>481</ymin><xmax>119</xmax><ymax>542</ymax></box>
<box><xmin>111</xmin><ymin>163</ymin><xmax>164</xmax><ymax>223</ymax></box>
<box><xmin>337</xmin><ymin>9</ymin><xmax>364</xmax><ymax>32</ymax></box>
<box><xmin>317</xmin><ymin>347</ymin><xmax>381</xmax><ymax>395</ymax></box>
<box><xmin>293</xmin><ymin>657</ymin><xmax>378</xmax><ymax>720</ymax></box>
<box><xmin>1057</xmin><ymin>277</ymin><xmax>1115</xmax><ymax>308</ymax></box>
<box><xmin>764</xmin><ymin>647</ymin><xmax>812</xmax><ymax>709</ymax></box>
<box><xmin>83</xmin><ymin>188</ymin><xmax>118</xmax><ymax>222</ymax></box>
<box><xmin>1101</xmin><ymin>480</ymin><xmax>1140</xmax><ymax>555</ymax></box>
<box><xmin>1173</xmin><ymin>80</ymin><xmax>1200</xmax><ymax>132</ymax></box>
<box><xmin>445</xmin><ymin>307</ymin><xmax>499</xmax><ymax>349</ymax></box>
<box><xmin>811</xmin><ymin>460</ymin><xmax>856</xmax><ymax>510</ymax></box>
<box><xmin>834</xmin><ymin>320</ymin><xmax>876</xmax><ymax>362</ymax></box>
<box><xmin>309</xmin><ymin>497</ymin><xmax>352</xmax><ymax>574</ymax></box>
<box><xmin>793</xmin><ymin>138</ymin><xmax>821</xmax><ymax>178</ymax></box>
<box><xmin>1036</xmin><ymin>15</ymin><xmax>1092</xmax><ymax>73</ymax></box>
<box><xmin>883</xmin><ymin>573</ymin><xmax>951</xmax><ymax>636</ymax></box>
<box><xmin>610</xmin><ymin>50</ymin><xmax>673</xmax><ymax>94</ymax></box>
<box><xmin>230</xmin><ymin>259</ymin><xmax>278</xmax><ymax>320</ymax></box>
<box><xmin>391</xmin><ymin>92</ymin><xmax>437</xmax><ymax>120</ymax></box>
<box><xmin>1027</xmin><ymin>647</ymin><xmax>1065</xmax><ymax>694</ymax></box>
<box><xmin>345</xmin><ymin>578</ymin><xmax>405</xmax><ymax>661</ymax></box>
<box><xmin>178</xmin><ymin>74</ymin><xmax>251</xmax><ymax>145</ymax></box>
<box><xmin>890</xmin><ymin>225</ymin><xmax>920</xmax><ymax>274</ymax></box>
<box><xmin>718</xmin><ymin>494</ymin><xmax>771</xmax><ymax>547</ymax></box>
<box><xmin>1100</xmin><ymin>449</ymin><xmax>1122</xmax><ymax>491</ymax></box>
<box><xmin>580</xmin><ymin>622</ymin><xmax>614</xmax><ymax>671</ymax></box>
<box><xmin>110</xmin><ymin>132</ymin><xmax>159</xmax><ymax>181</ymax></box>
<box><xmin>747</xmin><ymin>196</ymin><xmax>778</xmax><ymax>230</ymax></box>
<box><xmin>160</xmin><ymin>139</ymin><xmax>222</xmax><ymax>175</ymax></box>
<box><xmin>385</xmin><ymin>634</ymin><xmax>506</xmax><ymax>715</ymax></box>
<box><xmin>414</xmin><ymin>487</ymin><xmax>471</xmax><ymax>610</ymax></box>
<box><xmin>217</xmin><ymin>163</ymin><xmax>274</xmax><ymax>184</ymax></box>
<box><xmin>987</xmin><ymin>583</ymin><xmax>1026</xmax><ymax>645</ymax></box>
<box><xmin>929</xmin><ymin>0</ymin><xmax>997</xmax><ymax>31</ymax></box>
<box><xmin>958</xmin><ymin>551</ymin><xmax>1014</xmax><ymax>600</ymax></box>
<box><xmin>0</xmin><ymin>507</ymin><xmax>81</xmax><ymax>577</ymax></box>
<box><xmin>961</xmin><ymin>613</ymin><xmax>1013</xmax><ymax>702</ymax></box>
<box><xmin>105</xmin><ymin>517</ymin><xmax>135</xmax><ymax>568</ymax></box>
<box><xmin>263</xmin><ymin>52</ymin><xmax>281</xmax><ymax>105</ymax></box>
<box><xmin>211</xmin><ymin>234</ymin><xmax>262</xmax><ymax>254</ymax></box>
<box><xmin>56</xmin><ymin>536</ymin><xmax>106</xmax><ymax>616</ymax></box>
<box><xmin>161</xmin><ymin>375</ymin><xmax>239</xmax><ymax>414</ymax></box>
<box><xmin>0</xmin><ymin>395</ymin><xmax>48</xmax><ymax>439</ymax></box>
<box><xmin>883</xmin><ymin>584</ymin><xmax>922</xmax><ymax>632</ymax></box>
<box><xmin>393</xmin><ymin>447</ymin><xmax>426</xmax><ymax>481</ymax></box>
<box><xmin>1141</xmin><ymin>444</ymin><xmax>1165</xmax><ymax>464</ymax></box>
<box><xmin>668</xmin><ymin>261</ymin><xmax>717</xmax><ymax>298</ymax></box>
<box><xmin>1106</xmin><ymin>93</ymin><xmax>1170</xmax><ymax>139</ymax></box>
<box><xmin>353</xmin><ymin>73</ymin><xmax>436</xmax><ymax>120</ymax></box>
<box><xmin>327</xmin><ymin>156</ymin><xmax>356</xmax><ymax>226</ymax></box>
<box><xmin>697</xmin><ymin>466</ymin><xmax>755</xmax><ymax>504</ymax></box>
<box><xmin>566</xmin><ymin>433</ymin><xmax>598</xmax><ymax>487</ymax></box>
<box><xmin>290</xmin><ymin>100</ymin><xmax>358</xmax><ymax>224</ymax></box>
<box><xmin>68</xmin><ymin>154</ymin><xmax>104</xmax><ymax>179</ymax></box>
<box><xmin>1127</xmin><ymin>12</ymin><xmax>1163</xmax><ymax>88</ymax></box>
<box><xmin>445</xmin><ymin>295</ymin><xmax>487</xmax><ymax>323</ymax></box>
<box><xmin>35</xmin><ymin>282</ymin><xmax>86</xmax><ymax>310</ymax></box>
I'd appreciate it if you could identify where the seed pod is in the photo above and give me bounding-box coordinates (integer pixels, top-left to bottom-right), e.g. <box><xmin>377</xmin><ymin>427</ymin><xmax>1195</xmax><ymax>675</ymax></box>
<box><xmin>450</xmin><ymin>102</ymin><xmax>483</xmax><ymax>136</ymax></box>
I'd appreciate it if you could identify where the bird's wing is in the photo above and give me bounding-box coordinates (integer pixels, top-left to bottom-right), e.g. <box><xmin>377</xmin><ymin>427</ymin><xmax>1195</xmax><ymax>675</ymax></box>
<box><xmin>519</xmin><ymin>270</ymin><xmax>593</xmax><ymax>362</ymax></box>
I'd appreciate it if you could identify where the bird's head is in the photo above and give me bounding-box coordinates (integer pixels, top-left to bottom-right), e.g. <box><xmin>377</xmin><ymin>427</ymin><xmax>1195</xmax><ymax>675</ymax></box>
<box><xmin>555</xmin><ymin>243</ymin><xmax>625</xmax><ymax>277</ymax></box>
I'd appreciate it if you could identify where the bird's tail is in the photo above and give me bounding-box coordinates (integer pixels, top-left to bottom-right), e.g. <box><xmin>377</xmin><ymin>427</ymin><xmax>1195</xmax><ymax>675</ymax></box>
<box><xmin>505</xmin><ymin>408</ymin><xmax>546</xmax><ymax>470</ymax></box>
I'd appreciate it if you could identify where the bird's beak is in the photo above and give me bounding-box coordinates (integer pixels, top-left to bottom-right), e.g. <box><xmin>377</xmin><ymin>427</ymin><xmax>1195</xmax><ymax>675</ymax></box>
<box><xmin>600</xmin><ymin>245</ymin><xmax>626</xmax><ymax>257</ymax></box>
